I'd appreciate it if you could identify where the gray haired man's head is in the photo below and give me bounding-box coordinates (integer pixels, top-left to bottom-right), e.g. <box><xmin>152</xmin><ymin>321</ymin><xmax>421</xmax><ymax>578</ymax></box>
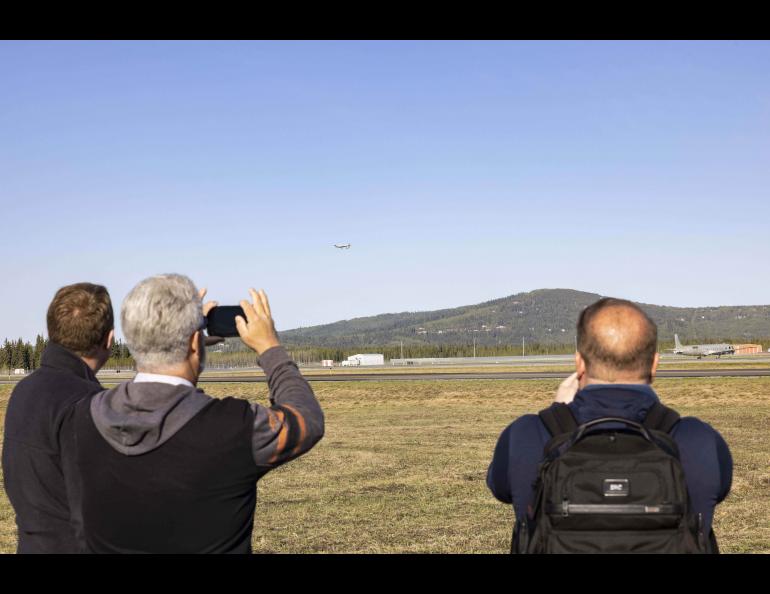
<box><xmin>121</xmin><ymin>274</ymin><xmax>204</xmax><ymax>371</ymax></box>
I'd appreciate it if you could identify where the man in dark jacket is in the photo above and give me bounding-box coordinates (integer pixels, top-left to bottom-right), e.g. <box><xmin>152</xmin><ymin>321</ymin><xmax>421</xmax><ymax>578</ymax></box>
<box><xmin>2</xmin><ymin>283</ymin><xmax>115</xmax><ymax>553</ymax></box>
<box><xmin>487</xmin><ymin>298</ymin><xmax>733</xmax><ymax>551</ymax></box>
<box><xmin>61</xmin><ymin>274</ymin><xmax>324</xmax><ymax>553</ymax></box>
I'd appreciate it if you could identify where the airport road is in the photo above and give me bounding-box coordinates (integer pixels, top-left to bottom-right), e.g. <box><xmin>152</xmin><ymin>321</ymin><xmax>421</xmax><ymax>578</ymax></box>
<box><xmin>188</xmin><ymin>369</ymin><xmax>770</xmax><ymax>383</ymax></box>
<box><xmin>2</xmin><ymin>367</ymin><xmax>769</xmax><ymax>385</ymax></box>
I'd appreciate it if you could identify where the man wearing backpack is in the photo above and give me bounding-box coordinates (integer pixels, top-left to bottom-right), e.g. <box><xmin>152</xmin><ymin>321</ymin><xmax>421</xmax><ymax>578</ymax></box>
<box><xmin>487</xmin><ymin>298</ymin><xmax>732</xmax><ymax>553</ymax></box>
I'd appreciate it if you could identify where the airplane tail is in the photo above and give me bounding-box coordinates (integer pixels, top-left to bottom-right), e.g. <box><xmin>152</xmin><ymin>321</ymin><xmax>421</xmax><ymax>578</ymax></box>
<box><xmin>674</xmin><ymin>334</ymin><xmax>682</xmax><ymax>350</ymax></box>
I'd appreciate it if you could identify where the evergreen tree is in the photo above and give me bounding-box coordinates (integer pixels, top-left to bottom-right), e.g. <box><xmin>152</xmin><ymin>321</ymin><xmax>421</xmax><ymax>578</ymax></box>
<box><xmin>22</xmin><ymin>343</ymin><xmax>33</xmax><ymax>371</ymax></box>
<box><xmin>1</xmin><ymin>339</ymin><xmax>10</xmax><ymax>374</ymax></box>
<box><xmin>14</xmin><ymin>338</ymin><xmax>25</xmax><ymax>369</ymax></box>
<box><xmin>33</xmin><ymin>334</ymin><xmax>47</xmax><ymax>369</ymax></box>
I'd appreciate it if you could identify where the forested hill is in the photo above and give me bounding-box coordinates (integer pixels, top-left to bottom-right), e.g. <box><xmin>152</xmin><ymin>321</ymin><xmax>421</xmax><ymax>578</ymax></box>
<box><xmin>275</xmin><ymin>289</ymin><xmax>770</xmax><ymax>348</ymax></box>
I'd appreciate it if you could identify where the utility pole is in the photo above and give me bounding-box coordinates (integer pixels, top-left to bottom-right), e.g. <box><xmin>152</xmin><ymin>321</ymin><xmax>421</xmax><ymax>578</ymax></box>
<box><xmin>400</xmin><ymin>340</ymin><xmax>404</xmax><ymax>360</ymax></box>
<box><xmin>522</xmin><ymin>336</ymin><xmax>525</xmax><ymax>358</ymax></box>
<box><xmin>473</xmin><ymin>337</ymin><xmax>476</xmax><ymax>358</ymax></box>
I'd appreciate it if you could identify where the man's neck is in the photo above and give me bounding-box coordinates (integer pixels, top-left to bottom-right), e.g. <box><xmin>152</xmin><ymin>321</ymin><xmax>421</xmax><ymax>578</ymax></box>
<box><xmin>583</xmin><ymin>377</ymin><xmax>651</xmax><ymax>388</ymax></box>
<box><xmin>80</xmin><ymin>356</ymin><xmax>101</xmax><ymax>373</ymax></box>
<box><xmin>136</xmin><ymin>365</ymin><xmax>197</xmax><ymax>385</ymax></box>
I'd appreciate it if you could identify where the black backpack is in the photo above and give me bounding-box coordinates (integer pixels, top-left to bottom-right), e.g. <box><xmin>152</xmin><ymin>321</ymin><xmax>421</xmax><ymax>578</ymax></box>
<box><xmin>512</xmin><ymin>402</ymin><xmax>714</xmax><ymax>554</ymax></box>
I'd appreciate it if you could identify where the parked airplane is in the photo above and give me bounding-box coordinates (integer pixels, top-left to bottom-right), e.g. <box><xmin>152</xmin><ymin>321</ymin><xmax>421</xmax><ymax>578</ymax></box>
<box><xmin>334</xmin><ymin>243</ymin><xmax>351</xmax><ymax>249</ymax></box>
<box><xmin>671</xmin><ymin>334</ymin><xmax>735</xmax><ymax>358</ymax></box>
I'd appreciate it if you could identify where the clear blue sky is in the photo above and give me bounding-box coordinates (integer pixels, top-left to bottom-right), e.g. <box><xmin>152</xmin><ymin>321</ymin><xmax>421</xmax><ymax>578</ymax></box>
<box><xmin>1</xmin><ymin>40</ymin><xmax>769</xmax><ymax>341</ymax></box>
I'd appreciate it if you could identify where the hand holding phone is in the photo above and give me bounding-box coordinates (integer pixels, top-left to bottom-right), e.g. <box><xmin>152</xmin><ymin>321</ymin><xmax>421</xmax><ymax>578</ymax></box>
<box><xmin>234</xmin><ymin>289</ymin><xmax>281</xmax><ymax>355</ymax></box>
<box><xmin>199</xmin><ymin>288</ymin><xmax>225</xmax><ymax>346</ymax></box>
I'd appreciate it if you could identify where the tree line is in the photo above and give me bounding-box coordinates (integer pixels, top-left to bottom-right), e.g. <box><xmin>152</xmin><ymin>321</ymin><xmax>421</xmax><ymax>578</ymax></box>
<box><xmin>1</xmin><ymin>336</ymin><xmax>47</xmax><ymax>373</ymax></box>
<box><xmin>4</xmin><ymin>336</ymin><xmax>768</xmax><ymax>373</ymax></box>
<box><xmin>104</xmin><ymin>340</ymin><xmax>134</xmax><ymax>371</ymax></box>
<box><xmin>1</xmin><ymin>337</ymin><xmax>134</xmax><ymax>373</ymax></box>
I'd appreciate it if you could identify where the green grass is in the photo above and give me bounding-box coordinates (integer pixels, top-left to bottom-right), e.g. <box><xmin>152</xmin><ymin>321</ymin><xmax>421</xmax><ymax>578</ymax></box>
<box><xmin>0</xmin><ymin>377</ymin><xmax>768</xmax><ymax>553</ymax></box>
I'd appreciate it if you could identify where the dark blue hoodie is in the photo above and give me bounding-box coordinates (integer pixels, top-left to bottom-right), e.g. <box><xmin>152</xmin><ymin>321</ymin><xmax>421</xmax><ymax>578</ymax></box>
<box><xmin>486</xmin><ymin>384</ymin><xmax>733</xmax><ymax>535</ymax></box>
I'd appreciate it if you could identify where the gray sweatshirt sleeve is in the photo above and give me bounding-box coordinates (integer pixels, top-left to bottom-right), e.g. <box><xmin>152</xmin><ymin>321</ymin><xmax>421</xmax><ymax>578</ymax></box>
<box><xmin>250</xmin><ymin>346</ymin><xmax>325</xmax><ymax>470</ymax></box>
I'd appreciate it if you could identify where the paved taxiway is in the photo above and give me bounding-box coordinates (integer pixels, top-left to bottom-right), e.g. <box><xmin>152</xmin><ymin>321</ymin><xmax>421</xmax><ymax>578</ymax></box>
<box><xmin>187</xmin><ymin>368</ymin><xmax>770</xmax><ymax>383</ymax></box>
<box><xmin>2</xmin><ymin>368</ymin><xmax>768</xmax><ymax>385</ymax></box>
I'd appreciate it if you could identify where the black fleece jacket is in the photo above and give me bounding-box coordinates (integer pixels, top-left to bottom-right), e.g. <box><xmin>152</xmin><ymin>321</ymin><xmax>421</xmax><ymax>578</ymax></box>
<box><xmin>2</xmin><ymin>343</ymin><xmax>103</xmax><ymax>553</ymax></box>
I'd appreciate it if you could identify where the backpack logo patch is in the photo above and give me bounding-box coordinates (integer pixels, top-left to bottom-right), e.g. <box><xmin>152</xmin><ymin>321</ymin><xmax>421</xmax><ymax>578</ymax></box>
<box><xmin>603</xmin><ymin>478</ymin><xmax>630</xmax><ymax>497</ymax></box>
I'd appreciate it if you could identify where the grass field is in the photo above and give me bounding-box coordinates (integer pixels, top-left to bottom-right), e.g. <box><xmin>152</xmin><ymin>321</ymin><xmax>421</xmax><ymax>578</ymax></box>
<box><xmin>0</xmin><ymin>377</ymin><xmax>768</xmax><ymax>553</ymax></box>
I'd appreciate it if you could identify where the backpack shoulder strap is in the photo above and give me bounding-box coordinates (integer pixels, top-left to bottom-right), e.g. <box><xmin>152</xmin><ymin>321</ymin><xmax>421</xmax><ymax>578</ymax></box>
<box><xmin>642</xmin><ymin>402</ymin><xmax>681</xmax><ymax>433</ymax></box>
<box><xmin>538</xmin><ymin>403</ymin><xmax>579</xmax><ymax>437</ymax></box>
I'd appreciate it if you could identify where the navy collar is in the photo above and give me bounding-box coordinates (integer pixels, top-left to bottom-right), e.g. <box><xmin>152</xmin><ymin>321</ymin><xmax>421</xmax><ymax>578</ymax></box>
<box><xmin>569</xmin><ymin>383</ymin><xmax>660</xmax><ymax>425</ymax></box>
<box><xmin>40</xmin><ymin>342</ymin><xmax>100</xmax><ymax>384</ymax></box>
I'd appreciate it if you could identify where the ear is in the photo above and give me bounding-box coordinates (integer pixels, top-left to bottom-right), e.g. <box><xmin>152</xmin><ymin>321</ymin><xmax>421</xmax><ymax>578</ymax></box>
<box><xmin>190</xmin><ymin>330</ymin><xmax>201</xmax><ymax>357</ymax></box>
<box><xmin>105</xmin><ymin>329</ymin><xmax>115</xmax><ymax>351</ymax></box>
<box><xmin>575</xmin><ymin>351</ymin><xmax>587</xmax><ymax>379</ymax></box>
<box><xmin>649</xmin><ymin>352</ymin><xmax>660</xmax><ymax>382</ymax></box>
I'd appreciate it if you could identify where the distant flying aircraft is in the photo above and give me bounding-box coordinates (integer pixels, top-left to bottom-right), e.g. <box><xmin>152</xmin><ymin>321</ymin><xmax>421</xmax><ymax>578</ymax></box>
<box><xmin>670</xmin><ymin>334</ymin><xmax>735</xmax><ymax>359</ymax></box>
<box><xmin>334</xmin><ymin>243</ymin><xmax>351</xmax><ymax>249</ymax></box>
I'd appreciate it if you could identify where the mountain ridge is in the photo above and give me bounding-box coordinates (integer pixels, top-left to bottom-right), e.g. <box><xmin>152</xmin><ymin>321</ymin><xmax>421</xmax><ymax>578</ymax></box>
<box><xmin>276</xmin><ymin>289</ymin><xmax>770</xmax><ymax>348</ymax></box>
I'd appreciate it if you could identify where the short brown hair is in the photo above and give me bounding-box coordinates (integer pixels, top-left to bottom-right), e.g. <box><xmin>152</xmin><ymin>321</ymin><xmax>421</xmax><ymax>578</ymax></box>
<box><xmin>47</xmin><ymin>283</ymin><xmax>114</xmax><ymax>357</ymax></box>
<box><xmin>576</xmin><ymin>297</ymin><xmax>658</xmax><ymax>380</ymax></box>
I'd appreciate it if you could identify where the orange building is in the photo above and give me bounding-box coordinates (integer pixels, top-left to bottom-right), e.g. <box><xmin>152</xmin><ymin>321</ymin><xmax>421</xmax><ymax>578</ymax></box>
<box><xmin>732</xmin><ymin>344</ymin><xmax>763</xmax><ymax>355</ymax></box>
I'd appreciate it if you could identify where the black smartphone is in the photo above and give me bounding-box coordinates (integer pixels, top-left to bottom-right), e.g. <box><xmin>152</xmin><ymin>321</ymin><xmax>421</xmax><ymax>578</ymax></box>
<box><xmin>206</xmin><ymin>306</ymin><xmax>246</xmax><ymax>338</ymax></box>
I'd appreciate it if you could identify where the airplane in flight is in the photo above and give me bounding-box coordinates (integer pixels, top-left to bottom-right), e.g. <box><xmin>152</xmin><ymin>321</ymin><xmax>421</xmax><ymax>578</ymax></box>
<box><xmin>671</xmin><ymin>334</ymin><xmax>735</xmax><ymax>358</ymax></box>
<box><xmin>333</xmin><ymin>243</ymin><xmax>351</xmax><ymax>249</ymax></box>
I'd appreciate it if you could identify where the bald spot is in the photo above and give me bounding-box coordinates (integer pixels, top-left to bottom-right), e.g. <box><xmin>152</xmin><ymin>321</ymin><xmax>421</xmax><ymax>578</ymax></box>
<box><xmin>582</xmin><ymin>304</ymin><xmax>657</xmax><ymax>381</ymax></box>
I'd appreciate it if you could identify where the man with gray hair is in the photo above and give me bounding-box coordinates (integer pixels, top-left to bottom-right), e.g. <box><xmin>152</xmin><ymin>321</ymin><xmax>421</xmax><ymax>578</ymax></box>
<box><xmin>61</xmin><ymin>274</ymin><xmax>324</xmax><ymax>553</ymax></box>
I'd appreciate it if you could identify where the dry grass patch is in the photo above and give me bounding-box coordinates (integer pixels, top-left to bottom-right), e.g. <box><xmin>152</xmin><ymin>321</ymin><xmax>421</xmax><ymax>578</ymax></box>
<box><xmin>0</xmin><ymin>377</ymin><xmax>767</xmax><ymax>553</ymax></box>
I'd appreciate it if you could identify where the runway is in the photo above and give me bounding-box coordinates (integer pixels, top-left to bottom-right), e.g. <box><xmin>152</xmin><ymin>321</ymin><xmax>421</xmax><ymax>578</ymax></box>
<box><xmin>2</xmin><ymin>368</ymin><xmax>768</xmax><ymax>386</ymax></box>
<box><xmin>192</xmin><ymin>368</ymin><xmax>770</xmax><ymax>383</ymax></box>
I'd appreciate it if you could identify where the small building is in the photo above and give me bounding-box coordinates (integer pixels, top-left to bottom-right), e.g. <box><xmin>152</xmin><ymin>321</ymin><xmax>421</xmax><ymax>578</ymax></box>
<box><xmin>13</xmin><ymin>368</ymin><xmax>26</xmax><ymax>375</ymax></box>
<box><xmin>321</xmin><ymin>360</ymin><xmax>334</xmax><ymax>368</ymax></box>
<box><xmin>341</xmin><ymin>353</ymin><xmax>384</xmax><ymax>367</ymax></box>
<box><xmin>732</xmin><ymin>344</ymin><xmax>759</xmax><ymax>355</ymax></box>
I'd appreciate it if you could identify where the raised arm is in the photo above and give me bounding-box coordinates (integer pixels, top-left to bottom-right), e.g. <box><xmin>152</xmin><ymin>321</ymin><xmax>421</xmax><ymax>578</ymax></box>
<box><xmin>235</xmin><ymin>289</ymin><xmax>324</xmax><ymax>471</ymax></box>
<box><xmin>250</xmin><ymin>346</ymin><xmax>324</xmax><ymax>468</ymax></box>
